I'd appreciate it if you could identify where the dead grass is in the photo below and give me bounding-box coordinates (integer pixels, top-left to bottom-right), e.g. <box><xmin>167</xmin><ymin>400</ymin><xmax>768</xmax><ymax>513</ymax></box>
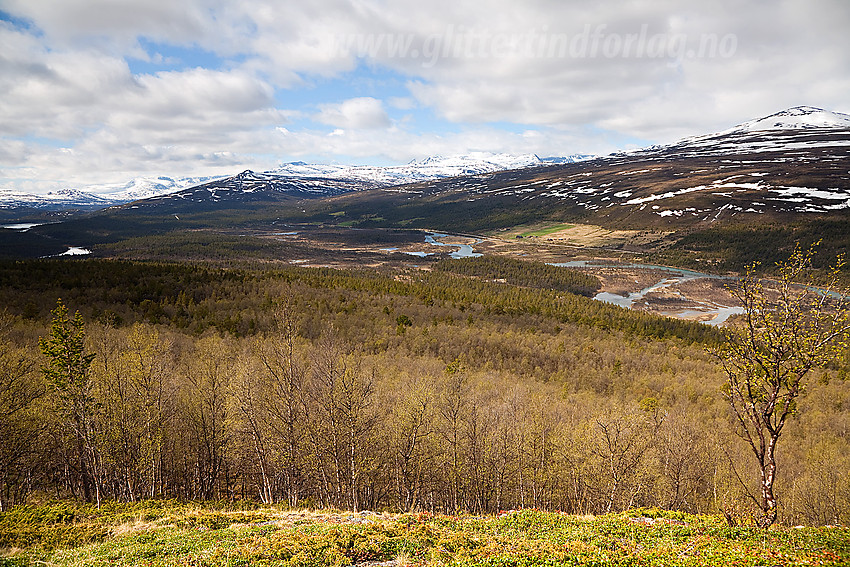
<box><xmin>496</xmin><ymin>223</ymin><xmax>671</xmax><ymax>248</ymax></box>
<box><xmin>110</xmin><ymin>518</ymin><xmax>162</xmax><ymax>537</ymax></box>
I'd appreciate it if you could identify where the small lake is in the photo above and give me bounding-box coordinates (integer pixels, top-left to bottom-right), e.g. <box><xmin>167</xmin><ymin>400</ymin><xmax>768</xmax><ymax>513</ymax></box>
<box><xmin>59</xmin><ymin>247</ymin><xmax>92</xmax><ymax>256</ymax></box>
<box><xmin>2</xmin><ymin>222</ymin><xmax>48</xmax><ymax>231</ymax></box>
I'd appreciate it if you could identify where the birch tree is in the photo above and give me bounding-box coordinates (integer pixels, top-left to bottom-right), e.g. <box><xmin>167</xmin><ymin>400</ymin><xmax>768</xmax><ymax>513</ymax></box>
<box><xmin>714</xmin><ymin>244</ymin><xmax>850</xmax><ymax>527</ymax></box>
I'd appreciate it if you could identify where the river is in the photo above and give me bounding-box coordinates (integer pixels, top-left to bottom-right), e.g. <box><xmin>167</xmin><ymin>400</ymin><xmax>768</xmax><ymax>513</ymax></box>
<box><xmin>424</xmin><ymin>232</ymin><xmax>483</xmax><ymax>259</ymax></box>
<box><xmin>419</xmin><ymin>234</ymin><xmax>743</xmax><ymax>325</ymax></box>
<box><xmin>550</xmin><ymin>261</ymin><xmax>744</xmax><ymax>326</ymax></box>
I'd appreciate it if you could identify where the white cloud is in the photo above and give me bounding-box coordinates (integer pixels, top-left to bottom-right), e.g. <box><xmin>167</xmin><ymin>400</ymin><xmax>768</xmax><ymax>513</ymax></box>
<box><xmin>0</xmin><ymin>19</ymin><xmax>292</xmax><ymax>185</ymax></box>
<box><xmin>315</xmin><ymin>97</ymin><xmax>392</xmax><ymax>129</ymax></box>
<box><xmin>268</xmin><ymin>124</ymin><xmax>615</xmax><ymax>164</ymax></box>
<box><xmin>1</xmin><ymin>0</ymin><xmax>251</xmax><ymax>55</ymax></box>
<box><xmin>1</xmin><ymin>0</ymin><xmax>850</xmax><ymax>191</ymax></box>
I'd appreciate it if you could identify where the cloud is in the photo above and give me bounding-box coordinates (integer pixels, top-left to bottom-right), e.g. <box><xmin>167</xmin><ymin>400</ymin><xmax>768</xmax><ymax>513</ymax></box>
<box><xmin>0</xmin><ymin>19</ymin><xmax>292</xmax><ymax>184</ymax></box>
<box><xmin>315</xmin><ymin>97</ymin><xmax>392</xmax><ymax>129</ymax></box>
<box><xmin>304</xmin><ymin>0</ymin><xmax>850</xmax><ymax>140</ymax></box>
<box><xmin>1</xmin><ymin>0</ymin><xmax>850</xmax><ymax>191</ymax></box>
<box><xmin>269</xmin><ymin>124</ymin><xmax>617</xmax><ymax>165</ymax></box>
<box><xmin>1</xmin><ymin>0</ymin><xmax>252</xmax><ymax>55</ymax></box>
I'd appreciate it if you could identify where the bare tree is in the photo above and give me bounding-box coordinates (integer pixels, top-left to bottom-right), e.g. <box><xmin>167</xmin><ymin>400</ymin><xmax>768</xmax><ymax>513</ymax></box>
<box><xmin>436</xmin><ymin>358</ymin><xmax>470</xmax><ymax>512</ymax></box>
<box><xmin>387</xmin><ymin>380</ymin><xmax>433</xmax><ymax>511</ymax></box>
<box><xmin>713</xmin><ymin>244</ymin><xmax>850</xmax><ymax>527</ymax></box>
<box><xmin>593</xmin><ymin>400</ymin><xmax>664</xmax><ymax>513</ymax></box>
<box><xmin>309</xmin><ymin>331</ymin><xmax>375</xmax><ymax>512</ymax></box>
<box><xmin>658</xmin><ymin>410</ymin><xmax>713</xmax><ymax>512</ymax></box>
<box><xmin>0</xmin><ymin>313</ymin><xmax>43</xmax><ymax>511</ymax></box>
<box><xmin>183</xmin><ymin>336</ymin><xmax>232</xmax><ymax>500</ymax></box>
<box><xmin>250</xmin><ymin>296</ymin><xmax>309</xmax><ymax>505</ymax></box>
<box><xmin>92</xmin><ymin>323</ymin><xmax>175</xmax><ymax>502</ymax></box>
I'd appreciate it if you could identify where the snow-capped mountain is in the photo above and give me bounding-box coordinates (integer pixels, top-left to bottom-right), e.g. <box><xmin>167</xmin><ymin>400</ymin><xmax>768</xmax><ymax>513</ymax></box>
<box><xmin>0</xmin><ymin>154</ymin><xmax>590</xmax><ymax>213</ymax></box>
<box><xmin>629</xmin><ymin>106</ymin><xmax>850</xmax><ymax>160</ymax></box>
<box><xmin>87</xmin><ymin>175</ymin><xmax>226</xmax><ymax>202</ymax></box>
<box><xmin>6</xmin><ymin>106</ymin><xmax>850</xmax><ymax>261</ymax></box>
<box><xmin>139</xmin><ymin>169</ymin><xmax>376</xmax><ymax>207</ymax></box>
<box><xmin>0</xmin><ymin>188</ymin><xmax>112</xmax><ymax>210</ymax></box>
<box><xmin>0</xmin><ymin>175</ymin><xmax>226</xmax><ymax>212</ymax></box>
<box><xmin>134</xmin><ymin>154</ymin><xmax>589</xmax><ymax>207</ymax></box>
<box><xmin>267</xmin><ymin>153</ymin><xmax>593</xmax><ymax>186</ymax></box>
<box><xmin>724</xmin><ymin>105</ymin><xmax>850</xmax><ymax>133</ymax></box>
<box><xmin>3</xmin><ymin>106</ymin><xmax>847</xmax><ymax>218</ymax></box>
<box><xmin>371</xmin><ymin>106</ymin><xmax>850</xmax><ymax>225</ymax></box>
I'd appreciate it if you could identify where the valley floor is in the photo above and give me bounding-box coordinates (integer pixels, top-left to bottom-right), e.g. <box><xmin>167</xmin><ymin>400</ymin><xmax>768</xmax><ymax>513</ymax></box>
<box><xmin>239</xmin><ymin>225</ymin><xmax>745</xmax><ymax>326</ymax></box>
<box><xmin>2</xmin><ymin>502</ymin><xmax>848</xmax><ymax>567</ymax></box>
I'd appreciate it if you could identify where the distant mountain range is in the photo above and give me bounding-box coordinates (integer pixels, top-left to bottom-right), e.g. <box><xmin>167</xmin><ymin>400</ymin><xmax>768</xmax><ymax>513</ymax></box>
<box><xmin>268</xmin><ymin>153</ymin><xmax>591</xmax><ymax>184</ymax></box>
<box><xmin>3</xmin><ymin>105</ymin><xmax>850</xmax><ymax>263</ymax></box>
<box><xmin>0</xmin><ymin>176</ymin><xmax>225</xmax><ymax>212</ymax></box>
<box><xmin>4</xmin><ymin>105</ymin><xmax>848</xmax><ymax>218</ymax></box>
<box><xmin>0</xmin><ymin>153</ymin><xmax>594</xmax><ymax>214</ymax></box>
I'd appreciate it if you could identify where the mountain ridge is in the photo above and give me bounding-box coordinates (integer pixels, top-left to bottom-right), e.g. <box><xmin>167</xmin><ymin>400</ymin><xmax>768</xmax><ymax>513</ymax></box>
<box><xmin>3</xmin><ymin>106</ymin><xmax>847</xmax><ymax>215</ymax></box>
<box><xmin>0</xmin><ymin>153</ymin><xmax>593</xmax><ymax>213</ymax></box>
<box><xmin>307</xmin><ymin>106</ymin><xmax>850</xmax><ymax>232</ymax></box>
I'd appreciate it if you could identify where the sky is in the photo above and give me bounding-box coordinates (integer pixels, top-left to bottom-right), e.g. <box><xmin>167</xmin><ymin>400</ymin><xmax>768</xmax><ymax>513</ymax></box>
<box><xmin>1</xmin><ymin>0</ymin><xmax>849</xmax><ymax>194</ymax></box>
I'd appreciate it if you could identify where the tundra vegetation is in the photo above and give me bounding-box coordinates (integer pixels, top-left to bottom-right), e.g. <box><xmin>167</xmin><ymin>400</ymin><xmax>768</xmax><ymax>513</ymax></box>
<box><xmin>0</xmin><ymin>252</ymin><xmax>848</xmax><ymax>564</ymax></box>
<box><xmin>2</xmin><ymin>503</ymin><xmax>849</xmax><ymax>567</ymax></box>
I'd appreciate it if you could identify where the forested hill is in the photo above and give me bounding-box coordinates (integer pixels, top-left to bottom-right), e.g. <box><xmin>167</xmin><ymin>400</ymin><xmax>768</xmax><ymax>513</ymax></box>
<box><xmin>2</xmin><ymin>256</ymin><xmax>848</xmax><ymax>525</ymax></box>
<box><xmin>432</xmin><ymin>255</ymin><xmax>601</xmax><ymax>297</ymax></box>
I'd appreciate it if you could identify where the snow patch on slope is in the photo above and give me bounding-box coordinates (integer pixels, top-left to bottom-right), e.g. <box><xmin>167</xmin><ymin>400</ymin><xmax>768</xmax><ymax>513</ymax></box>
<box><xmin>726</xmin><ymin>106</ymin><xmax>850</xmax><ymax>133</ymax></box>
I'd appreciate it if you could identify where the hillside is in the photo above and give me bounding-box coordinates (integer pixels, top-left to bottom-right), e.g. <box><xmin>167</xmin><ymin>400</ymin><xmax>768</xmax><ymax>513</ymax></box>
<box><xmin>313</xmin><ymin>107</ymin><xmax>850</xmax><ymax>232</ymax></box>
<box><xmin>1</xmin><ymin>257</ymin><xmax>848</xmax><ymax>524</ymax></box>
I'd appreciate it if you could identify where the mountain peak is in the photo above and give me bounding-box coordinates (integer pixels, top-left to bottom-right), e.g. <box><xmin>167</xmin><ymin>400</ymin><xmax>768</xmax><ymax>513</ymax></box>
<box><xmin>729</xmin><ymin>106</ymin><xmax>850</xmax><ymax>133</ymax></box>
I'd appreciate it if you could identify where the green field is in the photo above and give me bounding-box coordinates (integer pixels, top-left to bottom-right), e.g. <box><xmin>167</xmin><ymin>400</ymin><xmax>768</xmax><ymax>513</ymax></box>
<box><xmin>520</xmin><ymin>223</ymin><xmax>576</xmax><ymax>237</ymax></box>
<box><xmin>2</xmin><ymin>502</ymin><xmax>848</xmax><ymax>566</ymax></box>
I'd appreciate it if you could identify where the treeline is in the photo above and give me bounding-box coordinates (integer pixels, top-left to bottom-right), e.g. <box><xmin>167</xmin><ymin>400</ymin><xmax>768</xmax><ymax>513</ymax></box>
<box><xmin>0</xmin><ymin>259</ymin><xmax>847</xmax><ymax>525</ymax></box>
<box><xmin>432</xmin><ymin>256</ymin><xmax>601</xmax><ymax>297</ymax></box>
<box><xmin>0</xmin><ymin>259</ymin><xmax>717</xmax><ymax>344</ymax></box>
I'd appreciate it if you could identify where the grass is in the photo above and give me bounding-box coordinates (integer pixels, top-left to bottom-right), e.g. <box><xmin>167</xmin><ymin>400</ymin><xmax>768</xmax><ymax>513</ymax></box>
<box><xmin>337</xmin><ymin>215</ymin><xmax>385</xmax><ymax>228</ymax></box>
<box><xmin>519</xmin><ymin>224</ymin><xmax>576</xmax><ymax>237</ymax></box>
<box><xmin>2</xmin><ymin>503</ymin><xmax>849</xmax><ymax>566</ymax></box>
